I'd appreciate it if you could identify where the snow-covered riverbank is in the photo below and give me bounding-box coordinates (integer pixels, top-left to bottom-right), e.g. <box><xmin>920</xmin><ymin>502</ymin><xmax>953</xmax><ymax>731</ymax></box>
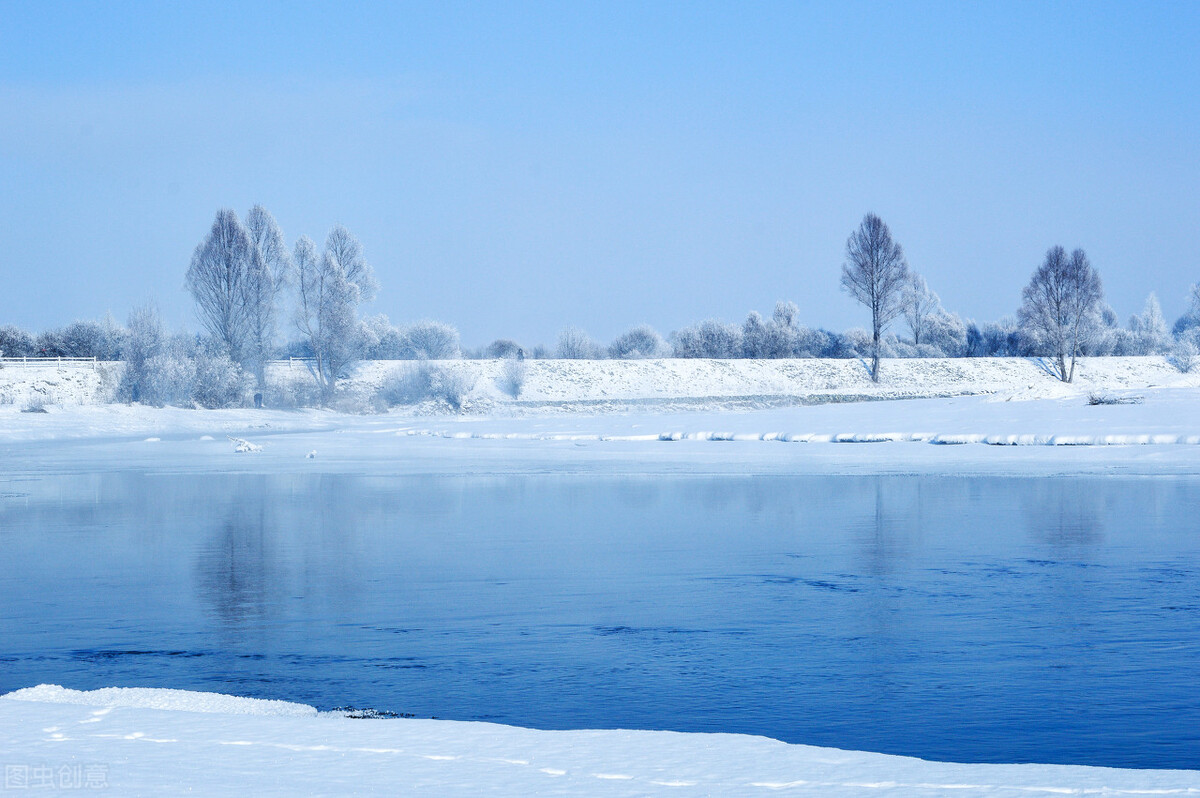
<box><xmin>2</xmin><ymin>685</ymin><xmax>1197</xmax><ymax>796</ymax></box>
<box><xmin>4</xmin><ymin>355</ymin><xmax>1199</xmax><ymax>411</ymax></box>
<box><xmin>3</xmin><ymin>385</ymin><xmax>1199</xmax><ymax>477</ymax></box>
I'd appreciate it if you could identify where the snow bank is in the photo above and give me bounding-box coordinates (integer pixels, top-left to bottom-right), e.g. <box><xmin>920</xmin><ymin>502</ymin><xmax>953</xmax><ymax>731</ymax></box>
<box><xmin>3</xmin><ymin>357</ymin><xmax>1195</xmax><ymax>415</ymax></box>
<box><xmin>330</xmin><ymin>355</ymin><xmax>1199</xmax><ymax>409</ymax></box>
<box><xmin>2</xmin><ymin>685</ymin><xmax>1197</xmax><ymax>796</ymax></box>
<box><xmin>0</xmin><ymin>362</ymin><xmax>117</xmax><ymax>407</ymax></box>
<box><xmin>2</xmin><ymin>684</ymin><xmax>316</xmax><ymax>716</ymax></box>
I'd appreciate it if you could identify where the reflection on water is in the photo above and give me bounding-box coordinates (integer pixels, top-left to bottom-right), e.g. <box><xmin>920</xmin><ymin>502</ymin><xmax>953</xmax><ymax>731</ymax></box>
<box><xmin>1</xmin><ymin>473</ymin><xmax>1198</xmax><ymax>769</ymax></box>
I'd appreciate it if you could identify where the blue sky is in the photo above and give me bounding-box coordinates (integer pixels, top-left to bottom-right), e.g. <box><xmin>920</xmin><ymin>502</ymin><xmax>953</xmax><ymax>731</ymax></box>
<box><xmin>1</xmin><ymin>1</ymin><xmax>1198</xmax><ymax>346</ymax></box>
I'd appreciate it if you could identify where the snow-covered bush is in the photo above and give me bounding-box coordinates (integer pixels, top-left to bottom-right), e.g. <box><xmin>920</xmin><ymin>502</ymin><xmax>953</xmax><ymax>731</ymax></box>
<box><xmin>741</xmin><ymin>312</ymin><xmax>794</xmax><ymax>358</ymax></box>
<box><xmin>191</xmin><ymin>352</ymin><xmax>252</xmax><ymax>408</ymax></box>
<box><xmin>1170</xmin><ymin>337</ymin><xmax>1198</xmax><ymax>373</ymax></box>
<box><xmin>117</xmin><ymin>304</ymin><xmax>165</xmax><ymax>403</ymax></box>
<box><xmin>497</xmin><ymin>358</ymin><xmax>527</xmax><ymax>398</ymax></box>
<box><xmin>557</xmin><ymin>327</ymin><xmax>599</xmax><ymax>359</ymax></box>
<box><xmin>794</xmin><ymin>327</ymin><xmax>842</xmax><ymax>358</ymax></box>
<box><xmin>840</xmin><ymin>328</ymin><xmax>873</xmax><ymax>359</ymax></box>
<box><xmin>142</xmin><ymin>347</ymin><xmax>197</xmax><ymax>407</ymax></box>
<box><xmin>1171</xmin><ymin>283</ymin><xmax>1200</xmax><ymax>339</ymax></box>
<box><xmin>608</xmin><ymin>325</ymin><xmax>666</xmax><ymax>359</ymax></box>
<box><xmin>485</xmin><ymin>339</ymin><xmax>523</xmax><ymax>359</ymax></box>
<box><xmin>402</xmin><ymin>320</ymin><xmax>460</xmax><ymax>360</ymax></box>
<box><xmin>922</xmin><ymin>311</ymin><xmax>968</xmax><ymax>357</ymax></box>
<box><xmin>265</xmin><ymin>371</ymin><xmax>322</xmax><ymax>409</ymax></box>
<box><xmin>672</xmin><ymin>320</ymin><xmax>742</xmax><ymax>358</ymax></box>
<box><xmin>360</xmin><ymin>315</ymin><xmax>406</xmax><ymax>359</ymax></box>
<box><xmin>380</xmin><ymin>363</ymin><xmax>474</xmax><ymax>410</ymax></box>
<box><xmin>65</xmin><ymin>319</ymin><xmax>122</xmax><ymax>360</ymax></box>
<box><xmin>135</xmin><ymin>337</ymin><xmax>250</xmax><ymax>409</ymax></box>
<box><xmin>977</xmin><ymin>318</ymin><xmax>1026</xmax><ymax>357</ymax></box>
<box><xmin>1129</xmin><ymin>294</ymin><xmax>1171</xmax><ymax>355</ymax></box>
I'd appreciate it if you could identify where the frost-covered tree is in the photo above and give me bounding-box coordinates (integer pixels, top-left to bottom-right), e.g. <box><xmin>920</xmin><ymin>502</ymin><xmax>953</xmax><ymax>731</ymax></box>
<box><xmin>63</xmin><ymin>319</ymin><xmax>122</xmax><ymax>360</ymax></box>
<box><xmin>901</xmin><ymin>274</ymin><xmax>940</xmax><ymax>347</ymax></box>
<box><xmin>671</xmin><ymin>320</ymin><xmax>742</xmax><ymax>358</ymax></box>
<box><xmin>740</xmin><ymin>311</ymin><xmax>794</xmax><ymax>358</ymax></box>
<box><xmin>118</xmin><ymin>303</ymin><xmax>165</xmax><ymax>403</ymax></box>
<box><xmin>741</xmin><ymin>311</ymin><xmax>771</xmax><ymax>358</ymax></box>
<box><xmin>0</xmin><ymin>325</ymin><xmax>35</xmax><ymax>359</ymax></box>
<box><xmin>1018</xmin><ymin>246</ymin><xmax>1103</xmax><ymax>382</ymax></box>
<box><xmin>772</xmin><ymin>300</ymin><xmax>799</xmax><ymax>329</ymax></box>
<box><xmin>557</xmin><ymin>327</ymin><xmax>598</xmax><ymax>359</ymax></box>
<box><xmin>1171</xmin><ymin>283</ymin><xmax>1200</xmax><ymax>339</ymax></box>
<box><xmin>1129</xmin><ymin>293</ymin><xmax>1170</xmax><ymax>355</ymax></box>
<box><xmin>324</xmin><ymin>225</ymin><xmax>378</xmax><ymax>303</ymax></box>
<box><xmin>186</xmin><ymin>210</ymin><xmax>255</xmax><ymax>364</ymax></box>
<box><xmin>484</xmin><ymin>339</ymin><xmax>523</xmax><ymax>359</ymax></box>
<box><xmin>403</xmin><ymin>320</ymin><xmax>460</xmax><ymax>359</ymax></box>
<box><xmin>608</xmin><ymin>325</ymin><xmax>665</xmax><ymax>359</ymax></box>
<box><xmin>1170</xmin><ymin>337</ymin><xmax>1199</xmax><ymax>373</ymax></box>
<box><xmin>293</xmin><ymin>234</ymin><xmax>370</xmax><ymax>399</ymax></box>
<box><xmin>244</xmin><ymin>205</ymin><xmax>292</xmax><ymax>386</ymax></box>
<box><xmin>922</xmin><ymin>311</ymin><xmax>968</xmax><ymax>357</ymax></box>
<box><xmin>840</xmin><ymin>214</ymin><xmax>910</xmax><ymax>381</ymax></box>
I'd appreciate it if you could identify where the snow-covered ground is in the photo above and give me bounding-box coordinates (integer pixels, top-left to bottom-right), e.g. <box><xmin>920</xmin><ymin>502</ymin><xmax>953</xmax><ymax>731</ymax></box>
<box><xmin>2</xmin><ymin>385</ymin><xmax>1199</xmax><ymax>477</ymax></box>
<box><xmin>326</xmin><ymin>354</ymin><xmax>1200</xmax><ymax>409</ymax></box>
<box><xmin>5</xmin><ymin>356</ymin><xmax>1198</xmax><ymax>412</ymax></box>
<box><xmin>2</xmin><ymin>686</ymin><xmax>1197</xmax><ymax>796</ymax></box>
<box><xmin>4</xmin><ymin>358</ymin><xmax>1200</xmax><ymax>794</ymax></box>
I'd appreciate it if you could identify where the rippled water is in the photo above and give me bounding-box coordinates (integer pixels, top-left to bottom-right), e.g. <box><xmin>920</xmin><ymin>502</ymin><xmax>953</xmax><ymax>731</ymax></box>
<box><xmin>1</xmin><ymin>472</ymin><xmax>1198</xmax><ymax>768</ymax></box>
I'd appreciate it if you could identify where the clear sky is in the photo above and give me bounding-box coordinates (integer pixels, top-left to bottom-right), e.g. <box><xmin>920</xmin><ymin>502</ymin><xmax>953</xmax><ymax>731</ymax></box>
<box><xmin>1</xmin><ymin>1</ymin><xmax>1198</xmax><ymax>347</ymax></box>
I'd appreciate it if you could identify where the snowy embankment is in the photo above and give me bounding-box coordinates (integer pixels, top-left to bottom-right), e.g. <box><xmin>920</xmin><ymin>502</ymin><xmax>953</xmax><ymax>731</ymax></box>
<box><xmin>0</xmin><ymin>362</ymin><xmax>117</xmax><ymax>407</ymax></box>
<box><xmin>2</xmin><ymin>686</ymin><xmax>1197</xmax><ymax>797</ymax></box>
<box><xmin>4</xmin><ymin>356</ymin><xmax>1196</xmax><ymax>411</ymax></box>
<box><xmin>1</xmin><ymin>368</ymin><xmax>1200</xmax><ymax>476</ymax></box>
<box><xmin>329</xmin><ymin>355</ymin><xmax>1199</xmax><ymax>409</ymax></box>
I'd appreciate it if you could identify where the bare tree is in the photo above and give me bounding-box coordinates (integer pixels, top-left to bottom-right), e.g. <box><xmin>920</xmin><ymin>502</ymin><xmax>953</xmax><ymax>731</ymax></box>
<box><xmin>1129</xmin><ymin>293</ymin><xmax>1170</xmax><ymax>355</ymax></box>
<box><xmin>118</xmin><ymin>303</ymin><xmax>165</xmax><ymax>404</ymax></box>
<box><xmin>901</xmin><ymin>273</ymin><xmax>940</xmax><ymax>347</ymax></box>
<box><xmin>402</xmin><ymin>320</ymin><xmax>461</xmax><ymax>359</ymax></box>
<box><xmin>292</xmin><ymin>228</ymin><xmax>377</xmax><ymax>399</ymax></box>
<box><xmin>244</xmin><ymin>205</ymin><xmax>292</xmax><ymax>387</ymax></box>
<box><xmin>186</xmin><ymin>209</ymin><xmax>254</xmax><ymax>363</ymax></box>
<box><xmin>1018</xmin><ymin>246</ymin><xmax>1103</xmax><ymax>382</ymax></box>
<box><xmin>840</xmin><ymin>213</ymin><xmax>910</xmax><ymax>381</ymax></box>
<box><xmin>557</xmin><ymin>326</ymin><xmax>597</xmax><ymax>359</ymax></box>
<box><xmin>325</xmin><ymin>225</ymin><xmax>378</xmax><ymax>302</ymax></box>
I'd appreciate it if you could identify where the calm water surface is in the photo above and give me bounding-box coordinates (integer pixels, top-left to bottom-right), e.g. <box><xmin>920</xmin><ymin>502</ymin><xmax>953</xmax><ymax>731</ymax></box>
<box><xmin>1</xmin><ymin>472</ymin><xmax>1198</xmax><ymax>769</ymax></box>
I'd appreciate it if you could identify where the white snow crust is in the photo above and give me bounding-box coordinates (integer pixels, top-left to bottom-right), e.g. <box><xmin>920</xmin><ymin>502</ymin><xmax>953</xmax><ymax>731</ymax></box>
<box><xmin>1</xmin><ymin>685</ymin><xmax>1197</xmax><ymax>796</ymax></box>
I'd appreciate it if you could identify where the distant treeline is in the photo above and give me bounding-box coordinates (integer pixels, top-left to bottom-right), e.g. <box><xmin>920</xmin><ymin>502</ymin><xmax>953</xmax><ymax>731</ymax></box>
<box><xmin>4</xmin><ymin>208</ymin><xmax>1200</xmax><ymax>406</ymax></box>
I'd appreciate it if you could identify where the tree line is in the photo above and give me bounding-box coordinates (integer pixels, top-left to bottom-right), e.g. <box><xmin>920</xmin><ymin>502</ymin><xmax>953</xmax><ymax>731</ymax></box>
<box><xmin>3</xmin><ymin>208</ymin><xmax>1199</xmax><ymax>407</ymax></box>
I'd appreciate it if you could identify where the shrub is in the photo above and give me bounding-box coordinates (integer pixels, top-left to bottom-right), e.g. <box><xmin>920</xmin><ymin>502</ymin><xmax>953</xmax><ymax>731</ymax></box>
<box><xmin>1087</xmin><ymin>392</ymin><xmax>1143</xmax><ymax>406</ymax></box>
<box><xmin>485</xmin><ymin>339</ymin><xmax>523</xmax><ymax>359</ymax></box>
<box><xmin>497</xmin><ymin>358</ymin><xmax>527</xmax><ymax>398</ymax></box>
<box><xmin>380</xmin><ymin>363</ymin><xmax>474</xmax><ymax>410</ymax></box>
<box><xmin>1170</xmin><ymin>337</ymin><xmax>1199</xmax><ymax>373</ymax></box>
<box><xmin>117</xmin><ymin>304</ymin><xmax>165</xmax><ymax>403</ymax></box>
<box><xmin>608</xmin><ymin>325</ymin><xmax>665</xmax><ymax>359</ymax></box>
<box><xmin>671</xmin><ymin>320</ymin><xmax>742</xmax><ymax>358</ymax></box>
<box><xmin>402</xmin><ymin>320</ymin><xmax>461</xmax><ymax>360</ymax></box>
<box><xmin>192</xmin><ymin>352</ymin><xmax>251</xmax><ymax>408</ymax></box>
<box><xmin>265</xmin><ymin>372</ymin><xmax>323</xmax><ymax>409</ymax></box>
<box><xmin>557</xmin><ymin>327</ymin><xmax>599</xmax><ymax>359</ymax></box>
